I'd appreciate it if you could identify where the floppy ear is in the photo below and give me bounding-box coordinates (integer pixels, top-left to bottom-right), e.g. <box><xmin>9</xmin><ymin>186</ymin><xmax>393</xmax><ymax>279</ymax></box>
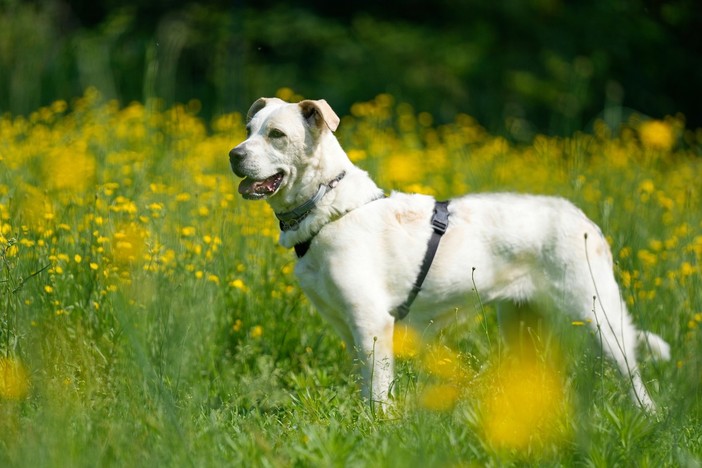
<box><xmin>246</xmin><ymin>98</ymin><xmax>269</xmax><ymax>122</ymax></box>
<box><xmin>299</xmin><ymin>99</ymin><xmax>340</xmax><ymax>133</ymax></box>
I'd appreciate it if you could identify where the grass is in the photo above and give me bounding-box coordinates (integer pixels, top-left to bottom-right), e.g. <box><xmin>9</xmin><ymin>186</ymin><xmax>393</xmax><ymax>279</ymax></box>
<box><xmin>1</xmin><ymin>89</ymin><xmax>701</xmax><ymax>466</ymax></box>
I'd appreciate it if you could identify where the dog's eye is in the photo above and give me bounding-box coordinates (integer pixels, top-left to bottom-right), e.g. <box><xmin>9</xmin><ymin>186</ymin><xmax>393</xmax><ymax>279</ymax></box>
<box><xmin>268</xmin><ymin>129</ymin><xmax>286</xmax><ymax>139</ymax></box>
<box><xmin>245</xmin><ymin>126</ymin><xmax>252</xmax><ymax>137</ymax></box>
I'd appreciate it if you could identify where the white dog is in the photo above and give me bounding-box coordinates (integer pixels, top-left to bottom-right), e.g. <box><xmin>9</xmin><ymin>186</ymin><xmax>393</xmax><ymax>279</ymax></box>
<box><xmin>229</xmin><ymin>97</ymin><xmax>670</xmax><ymax>410</ymax></box>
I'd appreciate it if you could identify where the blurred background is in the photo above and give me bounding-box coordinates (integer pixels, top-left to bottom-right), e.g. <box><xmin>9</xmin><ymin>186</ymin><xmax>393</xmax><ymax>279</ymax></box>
<box><xmin>1</xmin><ymin>0</ymin><xmax>700</xmax><ymax>139</ymax></box>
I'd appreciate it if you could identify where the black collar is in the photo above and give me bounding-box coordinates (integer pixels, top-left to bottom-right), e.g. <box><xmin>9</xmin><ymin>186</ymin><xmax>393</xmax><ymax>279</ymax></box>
<box><xmin>275</xmin><ymin>171</ymin><xmax>346</xmax><ymax>231</ymax></box>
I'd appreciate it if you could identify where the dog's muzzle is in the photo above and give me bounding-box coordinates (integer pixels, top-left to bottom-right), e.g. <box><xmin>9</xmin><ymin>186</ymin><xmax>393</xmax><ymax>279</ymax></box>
<box><xmin>229</xmin><ymin>145</ymin><xmax>285</xmax><ymax>200</ymax></box>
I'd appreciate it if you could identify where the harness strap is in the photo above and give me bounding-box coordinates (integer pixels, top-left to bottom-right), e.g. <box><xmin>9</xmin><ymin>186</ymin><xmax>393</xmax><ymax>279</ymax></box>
<box><xmin>393</xmin><ymin>200</ymin><xmax>450</xmax><ymax>320</ymax></box>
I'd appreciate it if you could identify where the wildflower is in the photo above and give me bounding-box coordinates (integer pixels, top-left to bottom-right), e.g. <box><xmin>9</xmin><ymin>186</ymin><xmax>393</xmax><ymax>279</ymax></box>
<box><xmin>637</xmin><ymin>249</ymin><xmax>658</xmax><ymax>267</ymax></box>
<box><xmin>5</xmin><ymin>244</ymin><xmax>18</xmax><ymax>258</ymax></box>
<box><xmin>232</xmin><ymin>319</ymin><xmax>243</xmax><ymax>332</ymax></box>
<box><xmin>680</xmin><ymin>262</ymin><xmax>695</xmax><ymax>277</ymax></box>
<box><xmin>43</xmin><ymin>147</ymin><xmax>96</xmax><ymax>193</ymax></box>
<box><xmin>639</xmin><ymin>120</ymin><xmax>675</xmax><ymax>151</ymax></box>
<box><xmin>480</xmin><ymin>356</ymin><xmax>569</xmax><ymax>452</ymax></box>
<box><xmin>347</xmin><ymin>149</ymin><xmax>367</xmax><ymax>161</ymax></box>
<box><xmin>229</xmin><ymin>279</ymin><xmax>247</xmax><ymax>291</ymax></box>
<box><xmin>0</xmin><ymin>357</ymin><xmax>30</xmax><ymax>400</ymax></box>
<box><xmin>180</xmin><ymin>226</ymin><xmax>196</xmax><ymax>237</ymax></box>
<box><xmin>419</xmin><ymin>383</ymin><xmax>460</xmax><ymax>412</ymax></box>
<box><xmin>44</xmin><ymin>285</ymin><xmax>54</xmax><ymax>294</ymax></box>
<box><xmin>112</xmin><ymin>223</ymin><xmax>147</xmax><ymax>265</ymax></box>
<box><xmin>207</xmin><ymin>274</ymin><xmax>220</xmax><ymax>285</ymax></box>
<box><xmin>393</xmin><ymin>323</ymin><xmax>422</xmax><ymax>359</ymax></box>
<box><xmin>250</xmin><ymin>325</ymin><xmax>263</xmax><ymax>338</ymax></box>
<box><xmin>639</xmin><ymin>179</ymin><xmax>655</xmax><ymax>196</ymax></box>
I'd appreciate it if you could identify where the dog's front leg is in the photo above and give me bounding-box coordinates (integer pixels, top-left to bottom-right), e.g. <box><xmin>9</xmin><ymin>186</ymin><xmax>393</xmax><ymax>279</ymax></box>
<box><xmin>351</xmin><ymin>313</ymin><xmax>395</xmax><ymax>409</ymax></box>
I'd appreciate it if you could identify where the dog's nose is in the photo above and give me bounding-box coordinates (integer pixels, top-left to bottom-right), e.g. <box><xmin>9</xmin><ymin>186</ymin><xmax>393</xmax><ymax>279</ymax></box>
<box><xmin>229</xmin><ymin>146</ymin><xmax>245</xmax><ymax>163</ymax></box>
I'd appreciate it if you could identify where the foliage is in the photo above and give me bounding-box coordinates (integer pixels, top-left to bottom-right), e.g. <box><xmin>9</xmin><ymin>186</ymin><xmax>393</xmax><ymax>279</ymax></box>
<box><xmin>1</xmin><ymin>90</ymin><xmax>701</xmax><ymax>465</ymax></box>
<box><xmin>1</xmin><ymin>0</ymin><xmax>701</xmax><ymax>137</ymax></box>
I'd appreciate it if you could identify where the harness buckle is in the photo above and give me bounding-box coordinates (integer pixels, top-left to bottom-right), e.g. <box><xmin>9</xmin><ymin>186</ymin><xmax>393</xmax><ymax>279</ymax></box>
<box><xmin>431</xmin><ymin>202</ymin><xmax>450</xmax><ymax>235</ymax></box>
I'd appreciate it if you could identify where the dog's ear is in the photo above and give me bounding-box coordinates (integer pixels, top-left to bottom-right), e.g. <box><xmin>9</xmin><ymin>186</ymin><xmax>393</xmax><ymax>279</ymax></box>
<box><xmin>299</xmin><ymin>99</ymin><xmax>340</xmax><ymax>133</ymax></box>
<box><xmin>246</xmin><ymin>98</ymin><xmax>269</xmax><ymax>122</ymax></box>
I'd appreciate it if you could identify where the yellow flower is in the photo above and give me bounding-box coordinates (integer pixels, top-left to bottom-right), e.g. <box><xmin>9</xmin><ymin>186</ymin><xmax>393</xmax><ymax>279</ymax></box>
<box><xmin>681</xmin><ymin>262</ymin><xmax>695</xmax><ymax>277</ymax></box>
<box><xmin>180</xmin><ymin>226</ymin><xmax>196</xmax><ymax>237</ymax></box>
<box><xmin>112</xmin><ymin>223</ymin><xmax>148</xmax><ymax>264</ymax></box>
<box><xmin>44</xmin><ymin>285</ymin><xmax>54</xmax><ymax>293</ymax></box>
<box><xmin>250</xmin><ymin>325</ymin><xmax>263</xmax><ymax>338</ymax></box>
<box><xmin>5</xmin><ymin>244</ymin><xmax>18</xmax><ymax>258</ymax></box>
<box><xmin>419</xmin><ymin>383</ymin><xmax>459</xmax><ymax>412</ymax></box>
<box><xmin>393</xmin><ymin>323</ymin><xmax>422</xmax><ymax>359</ymax></box>
<box><xmin>0</xmin><ymin>357</ymin><xmax>30</xmax><ymax>400</ymax></box>
<box><xmin>229</xmin><ymin>278</ymin><xmax>247</xmax><ymax>291</ymax></box>
<box><xmin>480</xmin><ymin>356</ymin><xmax>569</xmax><ymax>451</ymax></box>
<box><xmin>42</xmin><ymin>147</ymin><xmax>96</xmax><ymax>193</ymax></box>
<box><xmin>639</xmin><ymin>120</ymin><xmax>675</xmax><ymax>151</ymax></box>
<box><xmin>207</xmin><ymin>274</ymin><xmax>220</xmax><ymax>285</ymax></box>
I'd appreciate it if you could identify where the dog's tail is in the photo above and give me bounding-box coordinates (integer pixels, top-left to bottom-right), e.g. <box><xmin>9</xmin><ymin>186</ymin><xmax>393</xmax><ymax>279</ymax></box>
<box><xmin>637</xmin><ymin>330</ymin><xmax>671</xmax><ymax>361</ymax></box>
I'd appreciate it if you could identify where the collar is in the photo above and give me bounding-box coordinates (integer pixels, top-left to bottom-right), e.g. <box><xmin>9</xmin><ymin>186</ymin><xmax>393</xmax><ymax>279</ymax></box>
<box><xmin>275</xmin><ymin>171</ymin><xmax>346</xmax><ymax>231</ymax></box>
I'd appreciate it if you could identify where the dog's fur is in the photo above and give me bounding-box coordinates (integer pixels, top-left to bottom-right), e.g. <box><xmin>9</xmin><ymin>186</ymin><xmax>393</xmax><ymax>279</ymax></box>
<box><xmin>229</xmin><ymin>97</ymin><xmax>670</xmax><ymax>410</ymax></box>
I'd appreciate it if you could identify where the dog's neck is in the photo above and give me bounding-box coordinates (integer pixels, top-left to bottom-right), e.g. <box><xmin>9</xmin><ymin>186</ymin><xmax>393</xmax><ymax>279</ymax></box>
<box><xmin>271</xmin><ymin>146</ymin><xmax>384</xmax><ymax>249</ymax></box>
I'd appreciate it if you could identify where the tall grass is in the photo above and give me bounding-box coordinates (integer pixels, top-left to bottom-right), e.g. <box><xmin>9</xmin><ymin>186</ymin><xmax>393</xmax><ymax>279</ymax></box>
<box><xmin>1</xmin><ymin>90</ymin><xmax>701</xmax><ymax>466</ymax></box>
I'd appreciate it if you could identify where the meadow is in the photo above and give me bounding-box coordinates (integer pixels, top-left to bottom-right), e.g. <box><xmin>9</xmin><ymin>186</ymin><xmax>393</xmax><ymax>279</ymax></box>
<box><xmin>1</xmin><ymin>88</ymin><xmax>701</xmax><ymax>466</ymax></box>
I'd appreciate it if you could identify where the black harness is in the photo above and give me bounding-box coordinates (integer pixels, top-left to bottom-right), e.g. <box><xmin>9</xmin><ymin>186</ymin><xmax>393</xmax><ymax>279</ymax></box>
<box><xmin>276</xmin><ymin>176</ymin><xmax>450</xmax><ymax>320</ymax></box>
<box><xmin>392</xmin><ymin>200</ymin><xmax>450</xmax><ymax>320</ymax></box>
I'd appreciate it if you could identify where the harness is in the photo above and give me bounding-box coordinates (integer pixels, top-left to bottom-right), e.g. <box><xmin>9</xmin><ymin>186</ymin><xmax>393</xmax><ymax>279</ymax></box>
<box><xmin>275</xmin><ymin>174</ymin><xmax>450</xmax><ymax>320</ymax></box>
<box><xmin>392</xmin><ymin>200</ymin><xmax>450</xmax><ymax>320</ymax></box>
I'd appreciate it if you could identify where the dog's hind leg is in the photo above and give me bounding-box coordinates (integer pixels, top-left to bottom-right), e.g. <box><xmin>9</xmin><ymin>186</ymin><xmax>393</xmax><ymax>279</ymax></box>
<box><xmin>578</xmin><ymin>267</ymin><xmax>657</xmax><ymax>410</ymax></box>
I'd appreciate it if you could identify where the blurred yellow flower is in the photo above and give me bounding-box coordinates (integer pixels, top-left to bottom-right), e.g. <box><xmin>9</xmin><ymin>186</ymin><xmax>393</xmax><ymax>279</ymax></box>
<box><xmin>480</xmin><ymin>356</ymin><xmax>569</xmax><ymax>451</ymax></box>
<box><xmin>207</xmin><ymin>274</ymin><xmax>220</xmax><ymax>285</ymax></box>
<box><xmin>419</xmin><ymin>383</ymin><xmax>459</xmax><ymax>412</ymax></box>
<box><xmin>393</xmin><ymin>323</ymin><xmax>422</xmax><ymax>359</ymax></box>
<box><xmin>250</xmin><ymin>325</ymin><xmax>263</xmax><ymax>338</ymax></box>
<box><xmin>0</xmin><ymin>357</ymin><xmax>30</xmax><ymax>400</ymax></box>
<box><xmin>112</xmin><ymin>223</ymin><xmax>148</xmax><ymax>265</ymax></box>
<box><xmin>180</xmin><ymin>226</ymin><xmax>196</xmax><ymax>237</ymax></box>
<box><xmin>229</xmin><ymin>278</ymin><xmax>247</xmax><ymax>291</ymax></box>
<box><xmin>43</xmin><ymin>147</ymin><xmax>96</xmax><ymax>193</ymax></box>
<box><xmin>639</xmin><ymin>120</ymin><xmax>675</xmax><ymax>151</ymax></box>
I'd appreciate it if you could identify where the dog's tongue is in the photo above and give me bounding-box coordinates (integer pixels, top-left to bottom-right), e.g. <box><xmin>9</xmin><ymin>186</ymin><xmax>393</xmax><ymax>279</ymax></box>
<box><xmin>238</xmin><ymin>174</ymin><xmax>280</xmax><ymax>197</ymax></box>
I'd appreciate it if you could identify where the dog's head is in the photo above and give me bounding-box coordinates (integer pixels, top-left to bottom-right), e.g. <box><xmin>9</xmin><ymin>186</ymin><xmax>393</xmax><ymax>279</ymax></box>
<box><xmin>229</xmin><ymin>98</ymin><xmax>340</xmax><ymax>201</ymax></box>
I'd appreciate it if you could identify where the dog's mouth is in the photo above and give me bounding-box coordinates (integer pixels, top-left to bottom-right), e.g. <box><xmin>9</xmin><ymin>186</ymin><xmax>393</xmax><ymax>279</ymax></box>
<box><xmin>238</xmin><ymin>172</ymin><xmax>284</xmax><ymax>200</ymax></box>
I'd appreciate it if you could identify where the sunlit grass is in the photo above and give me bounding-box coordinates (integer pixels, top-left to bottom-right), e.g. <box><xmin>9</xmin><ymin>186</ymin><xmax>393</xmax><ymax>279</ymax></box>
<box><xmin>1</xmin><ymin>90</ymin><xmax>701</xmax><ymax>465</ymax></box>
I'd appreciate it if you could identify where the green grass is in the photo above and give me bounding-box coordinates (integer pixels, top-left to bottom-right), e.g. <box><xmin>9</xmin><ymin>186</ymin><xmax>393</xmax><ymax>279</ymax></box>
<box><xmin>1</xmin><ymin>92</ymin><xmax>701</xmax><ymax>466</ymax></box>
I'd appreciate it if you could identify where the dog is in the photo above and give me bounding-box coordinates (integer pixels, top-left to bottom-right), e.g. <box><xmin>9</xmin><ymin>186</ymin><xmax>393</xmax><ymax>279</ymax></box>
<box><xmin>228</xmin><ymin>97</ymin><xmax>670</xmax><ymax>411</ymax></box>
